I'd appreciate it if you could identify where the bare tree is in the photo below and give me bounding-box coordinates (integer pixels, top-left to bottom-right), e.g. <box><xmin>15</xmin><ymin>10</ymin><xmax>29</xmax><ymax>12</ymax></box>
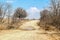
<box><xmin>0</xmin><ymin>3</ymin><xmax>3</xmax><ymax>23</ymax></box>
<box><xmin>40</xmin><ymin>0</ymin><xmax>60</xmax><ymax>30</ymax></box>
<box><xmin>0</xmin><ymin>3</ymin><xmax>6</xmax><ymax>23</ymax></box>
<box><xmin>6</xmin><ymin>3</ymin><xmax>12</xmax><ymax>25</ymax></box>
<box><xmin>12</xmin><ymin>8</ymin><xmax>27</xmax><ymax>23</ymax></box>
<box><xmin>0</xmin><ymin>3</ymin><xmax>12</xmax><ymax>24</ymax></box>
<box><xmin>50</xmin><ymin>0</ymin><xmax>60</xmax><ymax>16</ymax></box>
<box><xmin>40</xmin><ymin>9</ymin><xmax>51</xmax><ymax>23</ymax></box>
<box><xmin>50</xmin><ymin>0</ymin><xmax>60</xmax><ymax>24</ymax></box>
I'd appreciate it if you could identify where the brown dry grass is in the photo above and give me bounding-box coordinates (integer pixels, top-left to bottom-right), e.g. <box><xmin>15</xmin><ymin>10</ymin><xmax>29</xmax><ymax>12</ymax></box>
<box><xmin>0</xmin><ymin>19</ymin><xmax>30</xmax><ymax>30</ymax></box>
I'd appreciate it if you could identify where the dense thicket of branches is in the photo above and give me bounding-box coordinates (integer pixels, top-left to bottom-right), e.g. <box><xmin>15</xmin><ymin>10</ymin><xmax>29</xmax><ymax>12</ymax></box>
<box><xmin>40</xmin><ymin>0</ymin><xmax>60</xmax><ymax>30</ymax></box>
<box><xmin>13</xmin><ymin>8</ymin><xmax>27</xmax><ymax>18</ymax></box>
<box><xmin>12</xmin><ymin>8</ymin><xmax>27</xmax><ymax>23</ymax></box>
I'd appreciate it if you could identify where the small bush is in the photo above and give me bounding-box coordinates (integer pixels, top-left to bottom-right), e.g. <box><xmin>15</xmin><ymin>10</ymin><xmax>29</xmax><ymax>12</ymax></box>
<box><xmin>7</xmin><ymin>25</ymin><xmax>15</xmax><ymax>29</ymax></box>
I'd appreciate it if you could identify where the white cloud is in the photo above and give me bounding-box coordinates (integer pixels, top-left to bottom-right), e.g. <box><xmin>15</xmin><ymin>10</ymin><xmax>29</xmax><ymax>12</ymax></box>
<box><xmin>26</xmin><ymin>7</ymin><xmax>40</xmax><ymax>19</ymax></box>
<box><xmin>27</xmin><ymin>7</ymin><xmax>40</xmax><ymax>13</ymax></box>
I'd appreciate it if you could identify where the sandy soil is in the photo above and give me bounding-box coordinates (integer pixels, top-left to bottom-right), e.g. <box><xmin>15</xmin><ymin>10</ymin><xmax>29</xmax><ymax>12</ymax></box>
<box><xmin>0</xmin><ymin>20</ymin><xmax>60</xmax><ymax>40</ymax></box>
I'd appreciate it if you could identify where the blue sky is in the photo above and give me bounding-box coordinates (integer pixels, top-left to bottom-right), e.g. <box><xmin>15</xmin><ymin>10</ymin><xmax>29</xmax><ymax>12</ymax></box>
<box><xmin>0</xmin><ymin>0</ymin><xmax>50</xmax><ymax>19</ymax></box>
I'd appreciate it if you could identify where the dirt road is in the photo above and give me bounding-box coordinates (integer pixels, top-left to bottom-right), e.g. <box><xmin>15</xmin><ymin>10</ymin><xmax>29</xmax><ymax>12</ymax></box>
<box><xmin>19</xmin><ymin>20</ymin><xmax>40</xmax><ymax>30</ymax></box>
<box><xmin>0</xmin><ymin>20</ymin><xmax>60</xmax><ymax>40</ymax></box>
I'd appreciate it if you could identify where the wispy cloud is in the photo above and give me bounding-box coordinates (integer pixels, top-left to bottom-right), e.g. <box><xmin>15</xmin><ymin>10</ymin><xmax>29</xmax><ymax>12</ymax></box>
<box><xmin>6</xmin><ymin>0</ymin><xmax>15</xmax><ymax>3</ymax></box>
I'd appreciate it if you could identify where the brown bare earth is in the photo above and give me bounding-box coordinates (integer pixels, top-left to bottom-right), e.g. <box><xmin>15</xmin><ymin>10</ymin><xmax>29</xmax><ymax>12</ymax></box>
<box><xmin>0</xmin><ymin>20</ymin><xmax>60</xmax><ymax>40</ymax></box>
